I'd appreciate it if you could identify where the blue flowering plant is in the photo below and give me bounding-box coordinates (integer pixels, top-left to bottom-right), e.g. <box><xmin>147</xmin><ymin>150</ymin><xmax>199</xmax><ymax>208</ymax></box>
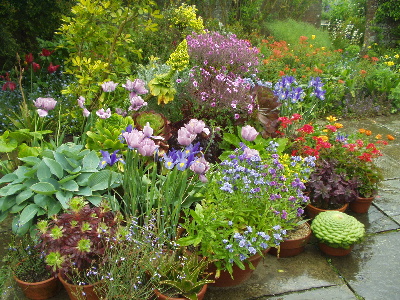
<box><xmin>178</xmin><ymin>139</ymin><xmax>315</xmax><ymax>277</ymax></box>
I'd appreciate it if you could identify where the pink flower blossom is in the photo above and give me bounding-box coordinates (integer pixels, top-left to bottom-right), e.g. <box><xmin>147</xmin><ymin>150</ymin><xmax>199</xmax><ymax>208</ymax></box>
<box><xmin>77</xmin><ymin>96</ymin><xmax>86</xmax><ymax>108</ymax></box>
<box><xmin>185</xmin><ymin>119</ymin><xmax>205</xmax><ymax>134</ymax></box>
<box><xmin>83</xmin><ymin>108</ymin><xmax>90</xmax><ymax>117</ymax></box>
<box><xmin>37</xmin><ymin>109</ymin><xmax>49</xmax><ymax>117</ymax></box>
<box><xmin>96</xmin><ymin>108</ymin><xmax>111</xmax><ymax>119</ymax></box>
<box><xmin>190</xmin><ymin>156</ymin><xmax>210</xmax><ymax>182</ymax></box>
<box><xmin>33</xmin><ymin>97</ymin><xmax>57</xmax><ymax>111</ymax></box>
<box><xmin>137</xmin><ymin>139</ymin><xmax>158</xmax><ymax>156</ymax></box>
<box><xmin>128</xmin><ymin>95</ymin><xmax>147</xmax><ymax>111</ymax></box>
<box><xmin>241</xmin><ymin>125</ymin><xmax>259</xmax><ymax>141</ymax></box>
<box><xmin>142</xmin><ymin>122</ymin><xmax>154</xmax><ymax>137</ymax></box>
<box><xmin>101</xmin><ymin>81</ymin><xmax>119</xmax><ymax>92</ymax></box>
<box><xmin>122</xmin><ymin>129</ymin><xmax>145</xmax><ymax>149</ymax></box>
<box><xmin>177</xmin><ymin>127</ymin><xmax>196</xmax><ymax>146</ymax></box>
<box><xmin>122</xmin><ymin>79</ymin><xmax>148</xmax><ymax>96</ymax></box>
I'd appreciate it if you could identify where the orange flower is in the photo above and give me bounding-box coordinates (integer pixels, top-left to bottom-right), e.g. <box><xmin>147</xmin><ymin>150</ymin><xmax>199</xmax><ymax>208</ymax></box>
<box><xmin>279</xmin><ymin>70</ymin><xmax>285</xmax><ymax>76</ymax></box>
<box><xmin>360</xmin><ymin>69</ymin><xmax>367</xmax><ymax>75</ymax></box>
<box><xmin>338</xmin><ymin>79</ymin><xmax>345</xmax><ymax>84</ymax></box>
<box><xmin>375</xmin><ymin>134</ymin><xmax>382</xmax><ymax>139</ymax></box>
<box><xmin>387</xmin><ymin>134</ymin><xmax>395</xmax><ymax>141</ymax></box>
<box><xmin>371</xmin><ymin>57</ymin><xmax>379</xmax><ymax>62</ymax></box>
<box><xmin>365</xmin><ymin>130</ymin><xmax>372</xmax><ymax>136</ymax></box>
<box><xmin>359</xmin><ymin>128</ymin><xmax>366</xmax><ymax>134</ymax></box>
<box><xmin>334</xmin><ymin>123</ymin><xmax>343</xmax><ymax>128</ymax></box>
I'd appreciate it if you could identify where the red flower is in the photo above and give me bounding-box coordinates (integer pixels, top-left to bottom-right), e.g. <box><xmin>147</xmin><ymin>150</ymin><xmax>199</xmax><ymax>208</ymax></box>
<box><xmin>371</xmin><ymin>57</ymin><xmax>379</xmax><ymax>62</ymax></box>
<box><xmin>291</xmin><ymin>113</ymin><xmax>302</xmax><ymax>121</ymax></box>
<box><xmin>278</xmin><ymin>116</ymin><xmax>292</xmax><ymax>128</ymax></box>
<box><xmin>278</xmin><ymin>70</ymin><xmax>285</xmax><ymax>76</ymax></box>
<box><xmin>47</xmin><ymin>63</ymin><xmax>60</xmax><ymax>73</ymax></box>
<box><xmin>25</xmin><ymin>53</ymin><xmax>34</xmax><ymax>65</ymax></box>
<box><xmin>32</xmin><ymin>62</ymin><xmax>40</xmax><ymax>72</ymax></box>
<box><xmin>40</xmin><ymin>49</ymin><xmax>54</xmax><ymax>57</ymax></box>
<box><xmin>2</xmin><ymin>81</ymin><xmax>16</xmax><ymax>91</ymax></box>
<box><xmin>358</xmin><ymin>152</ymin><xmax>372</xmax><ymax>162</ymax></box>
<box><xmin>297</xmin><ymin>124</ymin><xmax>314</xmax><ymax>134</ymax></box>
<box><xmin>325</xmin><ymin>125</ymin><xmax>337</xmax><ymax>132</ymax></box>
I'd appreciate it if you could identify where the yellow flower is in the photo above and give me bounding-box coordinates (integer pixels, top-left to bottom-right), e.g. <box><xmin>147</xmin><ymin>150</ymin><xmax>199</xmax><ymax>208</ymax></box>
<box><xmin>318</xmin><ymin>135</ymin><xmax>329</xmax><ymax>142</ymax></box>
<box><xmin>386</xmin><ymin>61</ymin><xmax>395</xmax><ymax>66</ymax></box>
<box><xmin>326</xmin><ymin>115</ymin><xmax>338</xmax><ymax>122</ymax></box>
<box><xmin>309</xmin><ymin>44</ymin><xmax>313</xmax><ymax>48</ymax></box>
<box><xmin>321</xmin><ymin>47</ymin><xmax>326</xmax><ymax>50</ymax></box>
<box><xmin>368</xmin><ymin>46</ymin><xmax>371</xmax><ymax>49</ymax></box>
<box><xmin>375</xmin><ymin>134</ymin><xmax>382</xmax><ymax>139</ymax></box>
<box><xmin>384</xmin><ymin>55</ymin><xmax>389</xmax><ymax>59</ymax></box>
<box><xmin>395</xmin><ymin>54</ymin><xmax>399</xmax><ymax>59</ymax></box>
<box><xmin>334</xmin><ymin>123</ymin><xmax>343</xmax><ymax>128</ymax></box>
<box><xmin>311</xmin><ymin>35</ymin><xmax>316</xmax><ymax>40</ymax></box>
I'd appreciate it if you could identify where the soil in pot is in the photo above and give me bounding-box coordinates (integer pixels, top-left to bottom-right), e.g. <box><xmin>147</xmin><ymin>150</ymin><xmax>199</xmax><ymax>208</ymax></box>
<box><xmin>14</xmin><ymin>275</ymin><xmax>61</xmax><ymax>300</ymax></box>
<box><xmin>269</xmin><ymin>222</ymin><xmax>312</xmax><ymax>258</ymax></box>
<box><xmin>58</xmin><ymin>272</ymin><xmax>104</xmax><ymax>300</ymax></box>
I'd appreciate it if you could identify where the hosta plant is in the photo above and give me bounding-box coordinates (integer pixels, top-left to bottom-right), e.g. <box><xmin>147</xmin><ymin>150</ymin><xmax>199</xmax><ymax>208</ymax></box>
<box><xmin>0</xmin><ymin>143</ymin><xmax>122</xmax><ymax>235</ymax></box>
<box><xmin>311</xmin><ymin>211</ymin><xmax>365</xmax><ymax>249</ymax></box>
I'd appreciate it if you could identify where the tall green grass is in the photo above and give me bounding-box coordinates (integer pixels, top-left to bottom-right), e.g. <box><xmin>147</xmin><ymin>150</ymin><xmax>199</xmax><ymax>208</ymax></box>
<box><xmin>263</xmin><ymin>19</ymin><xmax>334</xmax><ymax>49</ymax></box>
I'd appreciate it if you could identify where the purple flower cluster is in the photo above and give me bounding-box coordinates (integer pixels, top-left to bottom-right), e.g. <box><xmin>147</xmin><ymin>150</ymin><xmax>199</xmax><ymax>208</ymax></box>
<box><xmin>122</xmin><ymin>123</ymin><xmax>160</xmax><ymax>156</ymax></box>
<box><xmin>187</xmin><ymin>31</ymin><xmax>259</xmax><ymax>75</ymax></box>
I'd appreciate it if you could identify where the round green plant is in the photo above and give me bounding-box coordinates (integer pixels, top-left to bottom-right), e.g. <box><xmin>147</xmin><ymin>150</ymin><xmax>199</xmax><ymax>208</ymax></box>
<box><xmin>311</xmin><ymin>211</ymin><xmax>365</xmax><ymax>249</ymax></box>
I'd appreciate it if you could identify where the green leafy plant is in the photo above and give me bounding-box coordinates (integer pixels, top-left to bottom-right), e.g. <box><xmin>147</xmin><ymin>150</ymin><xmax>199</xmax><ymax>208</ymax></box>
<box><xmin>85</xmin><ymin>113</ymin><xmax>134</xmax><ymax>152</ymax></box>
<box><xmin>0</xmin><ymin>142</ymin><xmax>122</xmax><ymax>235</ymax></box>
<box><xmin>311</xmin><ymin>211</ymin><xmax>365</xmax><ymax>249</ymax></box>
<box><xmin>152</xmin><ymin>250</ymin><xmax>213</xmax><ymax>300</ymax></box>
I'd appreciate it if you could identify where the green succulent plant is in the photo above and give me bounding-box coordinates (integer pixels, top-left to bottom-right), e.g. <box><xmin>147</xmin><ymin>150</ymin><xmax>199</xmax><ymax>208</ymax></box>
<box><xmin>134</xmin><ymin>111</ymin><xmax>171</xmax><ymax>139</ymax></box>
<box><xmin>311</xmin><ymin>211</ymin><xmax>365</xmax><ymax>249</ymax></box>
<box><xmin>85</xmin><ymin>113</ymin><xmax>134</xmax><ymax>152</ymax></box>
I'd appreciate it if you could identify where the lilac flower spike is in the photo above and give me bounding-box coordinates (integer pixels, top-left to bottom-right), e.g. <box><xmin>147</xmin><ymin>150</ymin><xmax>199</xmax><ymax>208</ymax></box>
<box><xmin>96</xmin><ymin>108</ymin><xmax>111</xmax><ymax>119</ymax></box>
<box><xmin>241</xmin><ymin>125</ymin><xmax>259</xmax><ymax>142</ymax></box>
<box><xmin>122</xmin><ymin>79</ymin><xmax>148</xmax><ymax>96</ymax></box>
<box><xmin>101</xmin><ymin>81</ymin><xmax>119</xmax><ymax>92</ymax></box>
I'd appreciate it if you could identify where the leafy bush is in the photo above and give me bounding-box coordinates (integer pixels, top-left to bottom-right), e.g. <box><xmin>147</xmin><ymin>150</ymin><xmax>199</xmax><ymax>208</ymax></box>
<box><xmin>0</xmin><ymin>143</ymin><xmax>121</xmax><ymax>235</ymax></box>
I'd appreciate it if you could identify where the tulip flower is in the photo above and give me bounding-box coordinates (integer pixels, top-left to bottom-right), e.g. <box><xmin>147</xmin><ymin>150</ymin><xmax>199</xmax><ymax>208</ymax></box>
<box><xmin>96</xmin><ymin>108</ymin><xmax>111</xmax><ymax>119</ymax></box>
<box><xmin>241</xmin><ymin>125</ymin><xmax>259</xmax><ymax>142</ymax></box>
<box><xmin>177</xmin><ymin>127</ymin><xmax>196</xmax><ymax>146</ymax></box>
<box><xmin>34</xmin><ymin>97</ymin><xmax>57</xmax><ymax>111</ymax></box>
<box><xmin>122</xmin><ymin>79</ymin><xmax>148</xmax><ymax>96</ymax></box>
<box><xmin>47</xmin><ymin>63</ymin><xmax>60</xmax><ymax>73</ymax></box>
<box><xmin>101</xmin><ymin>81</ymin><xmax>118</xmax><ymax>92</ymax></box>
<box><xmin>185</xmin><ymin>119</ymin><xmax>205</xmax><ymax>134</ymax></box>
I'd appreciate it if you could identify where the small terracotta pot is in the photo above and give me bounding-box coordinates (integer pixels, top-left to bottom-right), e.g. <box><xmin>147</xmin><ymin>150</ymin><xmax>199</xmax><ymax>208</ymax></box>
<box><xmin>269</xmin><ymin>223</ymin><xmax>312</xmax><ymax>258</ymax></box>
<box><xmin>58</xmin><ymin>272</ymin><xmax>103</xmax><ymax>300</ymax></box>
<box><xmin>14</xmin><ymin>275</ymin><xmax>61</xmax><ymax>300</ymax></box>
<box><xmin>306</xmin><ymin>203</ymin><xmax>348</xmax><ymax>219</ymax></box>
<box><xmin>350</xmin><ymin>196</ymin><xmax>374</xmax><ymax>213</ymax></box>
<box><xmin>318</xmin><ymin>243</ymin><xmax>354</xmax><ymax>256</ymax></box>
<box><xmin>153</xmin><ymin>284</ymin><xmax>208</xmax><ymax>300</ymax></box>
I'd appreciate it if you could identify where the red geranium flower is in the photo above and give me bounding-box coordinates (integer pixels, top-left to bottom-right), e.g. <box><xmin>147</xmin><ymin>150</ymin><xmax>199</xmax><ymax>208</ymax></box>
<box><xmin>32</xmin><ymin>62</ymin><xmax>40</xmax><ymax>72</ymax></box>
<box><xmin>2</xmin><ymin>81</ymin><xmax>16</xmax><ymax>91</ymax></box>
<box><xmin>48</xmin><ymin>63</ymin><xmax>60</xmax><ymax>73</ymax></box>
<box><xmin>40</xmin><ymin>49</ymin><xmax>54</xmax><ymax>57</ymax></box>
<box><xmin>297</xmin><ymin>124</ymin><xmax>314</xmax><ymax>134</ymax></box>
<box><xmin>25</xmin><ymin>53</ymin><xmax>34</xmax><ymax>65</ymax></box>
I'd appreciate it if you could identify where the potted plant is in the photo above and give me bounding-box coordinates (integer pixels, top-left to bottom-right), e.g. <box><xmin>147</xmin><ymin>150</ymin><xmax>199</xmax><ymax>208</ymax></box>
<box><xmin>178</xmin><ymin>133</ymin><xmax>315</xmax><ymax>286</ymax></box>
<box><xmin>5</xmin><ymin>234</ymin><xmax>60</xmax><ymax>300</ymax></box>
<box><xmin>311</xmin><ymin>211</ymin><xmax>365</xmax><ymax>256</ymax></box>
<box><xmin>305</xmin><ymin>158</ymin><xmax>358</xmax><ymax>217</ymax></box>
<box><xmin>151</xmin><ymin>249</ymin><xmax>214</xmax><ymax>300</ymax></box>
<box><xmin>36</xmin><ymin>196</ymin><xmax>125</xmax><ymax>300</ymax></box>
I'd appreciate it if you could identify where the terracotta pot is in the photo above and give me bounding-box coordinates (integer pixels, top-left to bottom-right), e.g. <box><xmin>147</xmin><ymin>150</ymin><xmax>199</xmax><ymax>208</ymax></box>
<box><xmin>269</xmin><ymin>223</ymin><xmax>312</xmax><ymax>258</ymax></box>
<box><xmin>153</xmin><ymin>284</ymin><xmax>208</xmax><ymax>300</ymax></box>
<box><xmin>14</xmin><ymin>275</ymin><xmax>61</xmax><ymax>300</ymax></box>
<box><xmin>208</xmin><ymin>249</ymin><xmax>269</xmax><ymax>287</ymax></box>
<box><xmin>306</xmin><ymin>203</ymin><xmax>349</xmax><ymax>219</ymax></box>
<box><xmin>318</xmin><ymin>243</ymin><xmax>354</xmax><ymax>256</ymax></box>
<box><xmin>350</xmin><ymin>196</ymin><xmax>374</xmax><ymax>213</ymax></box>
<box><xmin>58</xmin><ymin>272</ymin><xmax>103</xmax><ymax>300</ymax></box>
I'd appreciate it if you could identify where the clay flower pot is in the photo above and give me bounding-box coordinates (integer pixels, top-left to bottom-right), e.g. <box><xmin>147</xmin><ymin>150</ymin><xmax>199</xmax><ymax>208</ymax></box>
<box><xmin>269</xmin><ymin>223</ymin><xmax>312</xmax><ymax>258</ymax></box>
<box><xmin>14</xmin><ymin>275</ymin><xmax>61</xmax><ymax>300</ymax></box>
<box><xmin>306</xmin><ymin>202</ymin><xmax>348</xmax><ymax>219</ymax></box>
<box><xmin>153</xmin><ymin>284</ymin><xmax>208</xmax><ymax>300</ymax></box>
<box><xmin>349</xmin><ymin>196</ymin><xmax>374</xmax><ymax>213</ymax></box>
<box><xmin>318</xmin><ymin>243</ymin><xmax>354</xmax><ymax>256</ymax></box>
<box><xmin>58</xmin><ymin>272</ymin><xmax>103</xmax><ymax>300</ymax></box>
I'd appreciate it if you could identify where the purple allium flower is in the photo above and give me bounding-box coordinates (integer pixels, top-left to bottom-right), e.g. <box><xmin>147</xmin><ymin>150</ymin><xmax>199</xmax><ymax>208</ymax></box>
<box><xmin>241</xmin><ymin>125</ymin><xmax>259</xmax><ymax>141</ymax></box>
<box><xmin>123</xmin><ymin>79</ymin><xmax>148</xmax><ymax>96</ymax></box>
<box><xmin>96</xmin><ymin>108</ymin><xmax>111</xmax><ymax>119</ymax></box>
<box><xmin>101</xmin><ymin>81</ymin><xmax>118</xmax><ymax>92</ymax></box>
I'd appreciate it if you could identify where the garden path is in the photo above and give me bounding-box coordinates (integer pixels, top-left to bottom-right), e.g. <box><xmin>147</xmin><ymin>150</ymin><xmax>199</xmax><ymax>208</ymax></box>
<box><xmin>1</xmin><ymin>115</ymin><xmax>399</xmax><ymax>300</ymax></box>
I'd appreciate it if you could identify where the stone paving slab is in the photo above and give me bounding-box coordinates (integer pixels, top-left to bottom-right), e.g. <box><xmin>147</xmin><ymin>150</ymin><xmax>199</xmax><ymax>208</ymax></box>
<box><xmin>330</xmin><ymin>230</ymin><xmax>400</xmax><ymax>300</ymax></box>
<box><xmin>374</xmin><ymin>179</ymin><xmax>400</xmax><ymax>224</ymax></box>
<box><xmin>204</xmin><ymin>244</ymin><xmax>344</xmax><ymax>300</ymax></box>
<box><xmin>257</xmin><ymin>285</ymin><xmax>357</xmax><ymax>300</ymax></box>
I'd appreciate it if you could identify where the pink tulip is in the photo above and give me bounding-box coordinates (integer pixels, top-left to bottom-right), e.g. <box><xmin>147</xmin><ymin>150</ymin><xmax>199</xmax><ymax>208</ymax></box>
<box><xmin>177</xmin><ymin>127</ymin><xmax>196</xmax><ymax>146</ymax></box>
<box><xmin>185</xmin><ymin>119</ymin><xmax>205</xmax><ymax>134</ymax></box>
<box><xmin>241</xmin><ymin>125</ymin><xmax>259</xmax><ymax>141</ymax></box>
<box><xmin>33</xmin><ymin>97</ymin><xmax>57</xmax><ymax>111</ymax></box>
<box><xmin>122</xmin><ymin>129</ymin><xmax>145</xmax><ymax>149</ymax></box>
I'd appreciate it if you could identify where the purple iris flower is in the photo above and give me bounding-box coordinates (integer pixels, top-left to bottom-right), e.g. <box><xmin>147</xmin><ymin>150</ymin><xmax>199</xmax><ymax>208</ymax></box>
<box><xmin>99</xmin><ymin>150</ymin><xmax>124</xmax><ymax>168</ymax></box>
